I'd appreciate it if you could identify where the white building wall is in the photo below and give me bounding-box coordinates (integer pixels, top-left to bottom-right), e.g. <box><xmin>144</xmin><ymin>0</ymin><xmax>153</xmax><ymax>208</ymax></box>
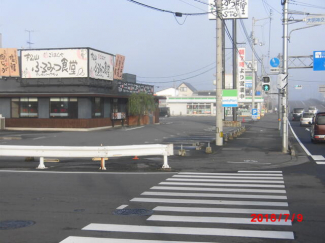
<box><xmin>168</xmin><ymin>103</ymin><xmax>187</xmax><ymax>116</ymax></box>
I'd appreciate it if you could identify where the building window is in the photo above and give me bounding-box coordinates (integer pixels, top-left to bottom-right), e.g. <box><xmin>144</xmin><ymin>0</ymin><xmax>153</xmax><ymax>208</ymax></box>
<box><xmin>19</xmin><ymin>98</ymin><xmax>38</xmax><ymax>118</ymax></box>
<box><xmin>186</xmin><ymin>103</ymin><xmax>211</xmax><ymax>115</ymax></box>
<box><xmin>11</xmin><ymin>98</ymin><xmax>19</xmax><ymax>118</ymax></box>
<box><xmin>92</xmin><ymin>97</ymin><xmax>104</xmax><ymax>118</ymax></box>
<box><xmin>180</xmin><ymin>87</ymin><xmax>187</xmax><ymax>92</ymax></box>
<box><xmin>50</xmin><ymin>98</ymin><xmax>78</xmax><ymax>118</ymax></box>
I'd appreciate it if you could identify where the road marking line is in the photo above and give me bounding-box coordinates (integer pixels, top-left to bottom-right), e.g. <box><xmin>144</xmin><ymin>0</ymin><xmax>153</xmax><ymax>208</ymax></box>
<box><xmin>142</xmin><ymin>191</ymin><xmax>287</xmax><ymax>200</ymax></box>
<box><xmin>151</xmin><ymin>186</ymin><xmax>286</xmax><ymax>194</ymax></box>
<box><xmin>148</xmin><ymin>215</ymin><xmax>292</xmax><ymax>226</ymax></box>
<box><xmin>0</xmin><ymin>170</ymin><xmax>177</xmax><ymax>175</ymax></box>
<box><xmin>316</xmin><ymin>161</ymin><xmax>325</xmax><ymax>164</ymax></box>
<box><xmin>179</xmin><ymin>172</ymin><xmax>283</xmax><ymax>176</ymax></box>
<box><xmin>288</xmin><ymin>122</ymin><xmax>311</xmax><ymax>156</ymax></box>
<box><xmin>60</xmin><ymin>236</ymin><xmax>215</xmax><ymax>243</ymax></box>
<box><xmin>116</xmin><ymin>205</ymin><xmax>128</xmax><ymax>209</ymax></box>
<box><xmin>32</xmin><ymin>136</ymin><xmax>46</xmax><ymax>140</ymax></box>
<box><xmin>124</xmin><ymin>126</ymin><xmax>144</xmax><ymax>131</ymax></box>
<box><xmin>167</xmin><ymin>178</ymin><xmax>284</xmax><ymax>184</ymax></box>
<box><xmin>82</xmin><ymin>224</ymin><xmax>294</xmax><ymax>239</ymax></box>
<box><xmin>173</xmin><ymin>175</ymin><xmax>283</xmax><ymax>180</ymax></box>
<box><xmin>160</xmin><ymin>182</ymin><xmax>285</xmax><ymax>188</ymax></box>
<box><xmin>238</xmin><ymin>171</ymin><xmax>282</xmax><ymax>173</ymax></box>
<box><xmin>130</xmin><ymin>198</ymin><xmax>288</xmax><ymax>207</ymax></box>
<box><xmin>174</xmin><ymin>175</ymin><xmax>283</xmax><ymax>180</ymax></box>
<box><xmin>153</xmin><ymin>206</ymin><xmax>290</xmax><ymax>215</ymax></box>
<box><xmin>311</xmin><ymin>155</ymin><xmax>325</xmax><ymax>160</ymax></box>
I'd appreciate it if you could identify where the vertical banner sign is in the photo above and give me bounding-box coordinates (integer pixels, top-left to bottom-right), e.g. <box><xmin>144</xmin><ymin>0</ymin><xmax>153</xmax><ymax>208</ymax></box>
<box><xmin>21</xmin><ymin>49</ymin><xmax>88</xmax><ymax>78</ymax></box>
<box><xmin>208</xmin><ymin>0</ymin><xmax>249</xmax><ymax>20</ymax></box>
<box><xmin>89</xmin><ymin>49</ymin><xmax>114</xmax><ymax>80</ymax></box>
<box><xmin>114</xmin><ymin>54</ymin><xmax>125</xmax><ymax>80</ymax></box>
<box><xmin>0</xmin><ymin>48</ymin><xmax>20</xmax><ymax>77</ymax></box>
<box><xmin>237</xmin><ymin>48</ymin><xmax>246</xmax><ymax>102</ymax></box>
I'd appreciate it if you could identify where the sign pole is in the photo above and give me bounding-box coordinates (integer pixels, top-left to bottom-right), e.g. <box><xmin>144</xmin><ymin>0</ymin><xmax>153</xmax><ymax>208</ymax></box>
<box><xmin>215</xmin><ymin>0</ymin><xmax>223</xmax><ymax>146</ymax></box>
<box><xmin>282</xmin><ymin>0</ymin><xmax>289</xmax><ymax>153</ymax></box>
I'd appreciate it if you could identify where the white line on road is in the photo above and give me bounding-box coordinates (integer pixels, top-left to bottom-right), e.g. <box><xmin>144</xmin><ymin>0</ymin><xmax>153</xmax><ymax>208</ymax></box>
<box><xmin>131</xmin><ymin>198</ymin><xmax>289</xmax><ymax>207</ymax></box>
<box><xmin>151</xmin><ymin>186</ymin><xmax>286</xmax><ymax>194</ymax></box>
<box><xmin>238</xmin><ymin>171</ymin><xmax>282</xmax><ymax>173</ymax></box>
<box><xmin>311</xmin><ymin>155</ymin><xmax>325</xmax><ymax>160</ymax></box>
<box><xmin>179</xmin><ymin>172</ymin><xmax>283</xmax><ymax>176</ymax></box>
<box><xmin>160</xmin><ymin>182</ymin><xmax>285</xmax><ymax>188</ymax></box>
<box><xmin>288</xmin><ymin>122</ymin><xmax>311</xmax><ymax>156</ymax></box>
<box><xmin>316</xmin><ymin>161</ymin><xmax>325</xmax><ymax>164</ymax></box>
<box><xmin>142</xmin><ymin>191</ymin><xmax>287</xmax><ymax>200</ymax></box>
<box><xmin>82</xmin><ymin>224</ymin><xmax>294</xmax><ymax>239</ymax></box>
<box><xmin>116</xmin><ymin>205</ymin><xmax>128</xmax><ymax>209</ymax></box>
<box><xmin>60</xmin><ymin>237</ymin><xmax>215</xmax><ymax>243</ymax></box>
<box><xmin>32</xmin><ymin>136</ymin><xmax>46</xmax><ymax>140</ymax></box>
<box><xmin>0</xmin><ymin>170</ymin><xmax>177</xmax><ymax>175</ymax></box>
<box><xmin>124</xmin><ymin>126</ymin><xmax>144</xmax><ymax>131</ymax></box>
<box><xmin>167</xmin><ymin>178</ymin><xmax>284</xmax><ymax>184</ymax></box>
<box><xmin>173</xmin><ymin>175</ymin><xmax>283</xmax><ymax>180</ymax></box>
<box><xmin>148</xmin><ymin>215</ymin><xmax>292</xmax><ymax>226</ymax></box>
<box><xmin>153</xmin><ymin>206</ymin><xmax>290</xmax><ymax>215</ymax></box>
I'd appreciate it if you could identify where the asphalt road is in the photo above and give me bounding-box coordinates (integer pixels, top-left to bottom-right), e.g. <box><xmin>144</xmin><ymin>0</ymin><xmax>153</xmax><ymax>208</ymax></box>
<box><xmin>1</xmin><ymin>111</ymin><xmax>325</xmax><ymax>243</ymax></box>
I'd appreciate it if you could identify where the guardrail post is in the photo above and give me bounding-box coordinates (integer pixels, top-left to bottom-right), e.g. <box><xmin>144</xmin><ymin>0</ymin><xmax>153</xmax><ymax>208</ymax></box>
<box><xmin>100</xmin><ymin>157</ymin><xmax>107</xmax><ymax>170</ymax></box>
<box><xmin>37</xmin><ymin>157</ymin><xmax>47</xmax><ymax>169</ymax></box>
<box><xmin>162</xmin><ymin>154</ymin><xmax>170</xmax><ymax>169</ymax></box>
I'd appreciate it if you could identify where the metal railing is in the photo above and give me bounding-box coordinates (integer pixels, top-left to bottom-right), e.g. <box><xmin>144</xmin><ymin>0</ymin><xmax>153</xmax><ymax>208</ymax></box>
<box><xmin>0</xmin><ymin>144</ymin><xmax>174</xmax><ymax>170</ymax></box>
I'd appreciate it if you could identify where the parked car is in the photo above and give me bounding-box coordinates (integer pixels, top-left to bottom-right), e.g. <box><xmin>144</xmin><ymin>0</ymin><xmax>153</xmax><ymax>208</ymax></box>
<box><xmin>292</xmin><ymin>108</ymin><xmax>304</xmax><ymax>121</ymax></box>
<box><xmin>308</xmin><ymin>106</ymin><xmax>318</xmax><ymax>114</ymax></box>
<box><xmin>300</xmin><ymin>112</ymin><xmax>314</xmax><ymax>126</ymax></box>
<box><xmin>310</xmin><ymin>112</ymin><xmax>325</xmax><ymax>143</ymax></box>
<box><xmin>159</xmin><ymin>107</ymin><xmax>170</xmax><ymax>117</ymax></box>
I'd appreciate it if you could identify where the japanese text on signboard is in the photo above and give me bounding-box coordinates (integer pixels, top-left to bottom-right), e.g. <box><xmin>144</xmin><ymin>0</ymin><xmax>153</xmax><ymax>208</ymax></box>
<box><xmin>114</xmin><ymin>54</ymin><xmax>125</xmax><ymax>80</ymax></box>
<box><xmin>0</xmin><ymin>48</ymin><xmax>20</xmax><ymax>77</ymax></box>
<box><xmin>208</xmin><ymin>0</ymin><xmax>248</xmax><ymax>19</ymax></box>
<box><xmin>21</xmin><ymin>49</ymin><xmax>88</xmax><ymax>78</ymax></box>
<box><xmin>237</xmin><ymin>48</ymin><xmax>246</xmax><ymax>102</ymax></box>
<box><xmin>89</xmin><ymin>49</ymin><xmax>114</xmax><ymax>80</ymax></box>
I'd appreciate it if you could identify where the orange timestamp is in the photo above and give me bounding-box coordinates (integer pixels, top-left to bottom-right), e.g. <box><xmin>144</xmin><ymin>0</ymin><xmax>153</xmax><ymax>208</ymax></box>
<box><xmin>251</xmin><ymin>214</ymin><xmax>303</xmax><ymax>222</ymax></box>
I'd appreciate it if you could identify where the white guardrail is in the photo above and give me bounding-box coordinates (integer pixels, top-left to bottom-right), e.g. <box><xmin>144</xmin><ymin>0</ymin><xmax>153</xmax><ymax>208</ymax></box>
<box><xmin>0</xmin><ymin>144</ymin><xmax>174</xmax><ymax>170</ymax></box>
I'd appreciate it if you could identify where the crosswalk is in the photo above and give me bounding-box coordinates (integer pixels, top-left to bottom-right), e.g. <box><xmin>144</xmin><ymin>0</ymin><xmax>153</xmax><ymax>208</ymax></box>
<box><xmin>60</xmin><ymin>171</ymin><xmax>294</xmax><ymax>242</ymax></box>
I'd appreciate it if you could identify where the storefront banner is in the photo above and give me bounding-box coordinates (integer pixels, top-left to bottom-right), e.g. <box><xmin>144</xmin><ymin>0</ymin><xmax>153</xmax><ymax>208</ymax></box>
<box><xmin>237</xmin><ymin>48</ymin><xmax>246</xmax><ymax>102</ymax></box>
<box><xmin>0</xmin><ymin>48</ymin><xmax>20</xmax><ymax>77</ymax></box>
<box><xmin>222</xmin><ymin>89</ymin><xmax>238</xmax><ymax>107</ymax></box>
<box><xmin>113</xmin><ymin>54</ymin><xmax>125</xmax><ymax>80</ymax></box>
<box><xmin>89</xmin><ymin>49</ymin><xmax>114</xmax><ymax>80</ymax></box>
<box><xmin>21</xmin><ymin>49</ymin><xmax>88</xmax><ymax>78</ymax></box>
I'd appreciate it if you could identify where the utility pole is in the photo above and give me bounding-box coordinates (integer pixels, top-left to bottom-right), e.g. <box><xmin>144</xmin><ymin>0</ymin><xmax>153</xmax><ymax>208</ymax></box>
<box><xmin>215</xmin><ymin>0</ymin><xmax>223</xmax><ymax>146</ymax></box>
<box><xmin>232</xmin><ymin>19</ymin><xmax>237</xmax><ymax>122</ymax></box>
<box><xmin>282</xmin><ymin>0</ymin><xmax>289</xmax><ymax>153</ymax></box>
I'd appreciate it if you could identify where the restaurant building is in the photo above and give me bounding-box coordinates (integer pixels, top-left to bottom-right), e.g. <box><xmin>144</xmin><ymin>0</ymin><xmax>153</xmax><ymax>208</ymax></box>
<box><xmin>0</xmin><ymin>47</ymin><xmax>158</xmax><ymax>128</ymax></box>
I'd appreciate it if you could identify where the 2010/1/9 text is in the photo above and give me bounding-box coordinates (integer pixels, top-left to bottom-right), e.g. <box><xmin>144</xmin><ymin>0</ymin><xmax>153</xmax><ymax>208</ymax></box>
<box><xmin>251</xmin><ymin>214</ymin><xmax>303</xmax><ymax>222</ymax></box>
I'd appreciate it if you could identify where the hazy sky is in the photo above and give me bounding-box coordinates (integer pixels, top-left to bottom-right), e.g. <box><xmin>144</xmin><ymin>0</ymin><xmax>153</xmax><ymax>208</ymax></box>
<box><xmin>0</xmin><ymin>0</ymin><xmax>324</xmax><ymax>100</ymax></box>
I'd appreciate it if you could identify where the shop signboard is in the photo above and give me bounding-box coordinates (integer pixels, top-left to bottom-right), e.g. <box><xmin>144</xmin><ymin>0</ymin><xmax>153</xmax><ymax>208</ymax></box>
<box><xmin>237</xmin><ymin>48</ymin><xmax>246</xmax><ymax>102</ymax></box>
<box><xmin>209</xmin><ymin>0</ymin><xmax>249</xmax><ymax>20</ymax></box>
<box><xmin>89</xmin><ymin>49</ymin><xmax>114</xmax><ymax>80</ymax></box>
<box><xmin>114</xmin><ymin>54</ymin><xmax>125</xmax><ymax>80</ymax></box>
<box><xmin>21</xmin><ymin>49</ymin><xmax>88</xmax><ymax>78</ymax></box>
<box><xmin>222</xmin><ymin>89</ymin><xmax>238</xmax><ymax>107</ymax></box>
<box><xmin>0</xmin><ymin>48</ymin><xmax>20</xmax><ymax>77</ymax></box>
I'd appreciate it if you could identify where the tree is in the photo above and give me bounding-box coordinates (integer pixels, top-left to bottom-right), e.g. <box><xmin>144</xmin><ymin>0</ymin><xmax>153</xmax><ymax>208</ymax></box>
<box><xmin>128</xmin><ymin>92</ymin><xmax>156</xmax><ymax>125</ymax></box>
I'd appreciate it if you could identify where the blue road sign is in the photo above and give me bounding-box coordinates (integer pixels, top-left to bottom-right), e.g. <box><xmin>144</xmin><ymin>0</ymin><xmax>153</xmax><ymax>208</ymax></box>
<box><xmin>270</xmin><ymin>58</ymin><xmax>280</xmax><ymax>68</ymax></box>
<box><xmin>313</xmin><ymin>51</ymin><xmax>325</xmax><ymax>71</ymax></box>
<box><xmin>252</xmin><ymin>108</ymin><xmax>258</xmax><ymax>119</ymax></box>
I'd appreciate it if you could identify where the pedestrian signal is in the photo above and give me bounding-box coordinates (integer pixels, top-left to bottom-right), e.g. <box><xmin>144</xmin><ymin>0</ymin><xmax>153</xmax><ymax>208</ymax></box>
<box><xmin>263</xmin><ymin>76</ymin><xmax>270</xmax><ymax>83</ymax></box>
<box><xmin>262</xmin><ymin>84</ymin><xmax>270</xmax><ymax>92</ymax></box>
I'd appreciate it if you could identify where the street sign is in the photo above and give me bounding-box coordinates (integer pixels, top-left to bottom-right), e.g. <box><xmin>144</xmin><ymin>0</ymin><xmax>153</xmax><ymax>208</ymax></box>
<box><xmin>313</xmin><ymin>51</ymin><xmax>325</xmax><ymax>71</ymax></box>
<box><xmin>252</xmin><ymin>108</ymin><xmax>258</xmax><ymax>120</ymax></box>
<box><xmin>208</xmin><ymin>0</ymin><xmax>249</xmax><ymax>20</ymax></box>
<box><xmin>270</xmin><ymin>58</ymin><xmax>280</xmax><ymax>68</ymax></box>
<box><xmin>305</xmin><ymin>15</ymin><xmax>325</xmax><ymax>25</ymax></box>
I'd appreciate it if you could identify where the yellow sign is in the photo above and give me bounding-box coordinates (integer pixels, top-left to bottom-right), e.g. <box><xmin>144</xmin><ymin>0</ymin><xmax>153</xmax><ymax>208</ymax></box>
<box><xmin>0</xmin><ymin>48</ymin><xmax>20</xmax><ymax>77</ymax></box>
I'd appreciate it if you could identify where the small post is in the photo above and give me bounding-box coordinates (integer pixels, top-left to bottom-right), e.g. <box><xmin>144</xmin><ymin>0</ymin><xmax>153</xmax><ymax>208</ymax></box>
<box><xmin>100</xmin><ymin>157</ymin><xmax>107</xmax><ymax>170</ymax></box>
<box><xmin>37</xmin><ymin>157</ymin><xmax>47</xmax><ymax>169</ymax></box>
<box><xmin>162</xmin><ymin>154</ymin><xmax>170</xmax><ymax>169</ymax></box>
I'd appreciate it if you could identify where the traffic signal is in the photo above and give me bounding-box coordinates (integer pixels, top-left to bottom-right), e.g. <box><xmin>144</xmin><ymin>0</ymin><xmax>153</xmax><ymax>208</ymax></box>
<box><xmin>263</xmin><ymin>76</ymin><xmax>270</xmax><ymax>83</ymax></box>
<box><xmin>262</xmin><ymin>76</ymin><xmax>270</xmax><ymax>92</ymax></box>
<box><xmin>262</xmin><ymin>84</ymin><xmax>270</xmax><ymax>92</ymax></box>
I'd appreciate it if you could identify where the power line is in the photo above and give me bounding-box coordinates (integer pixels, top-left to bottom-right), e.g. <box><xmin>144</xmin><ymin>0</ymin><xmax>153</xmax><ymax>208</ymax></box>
<box><xmin>290</xmin><ymin>0</ymin><xmax>325</xmax><ymax>10</ymax></box>
<box><xmin>126</xmin><ymin>0</ymin><xmax>211</xmax><ymax>16</ymax></box>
